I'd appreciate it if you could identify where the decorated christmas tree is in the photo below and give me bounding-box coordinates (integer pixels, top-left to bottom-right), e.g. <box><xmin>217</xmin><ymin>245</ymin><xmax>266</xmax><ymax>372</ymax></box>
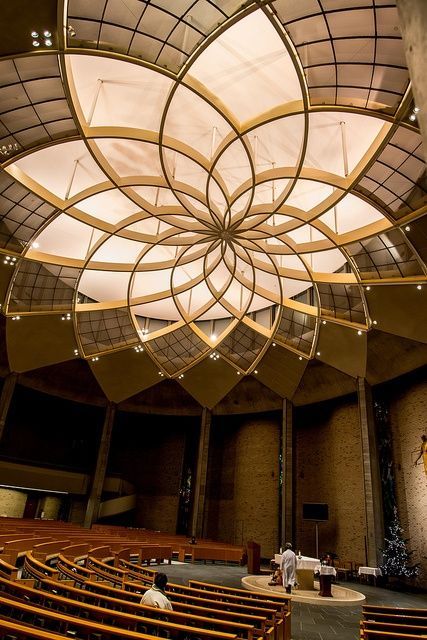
<box><xmin>380</xmin><ymin>507</ymin><xmax>419</xmax><ymax>579</ymax></box>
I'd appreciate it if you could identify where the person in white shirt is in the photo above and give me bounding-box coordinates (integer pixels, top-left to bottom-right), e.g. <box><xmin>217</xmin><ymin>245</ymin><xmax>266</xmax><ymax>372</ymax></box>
<box><xmin>141</xmin><ymin>573</ymin><xmax>173</xmax><ymax>610</ymax></box>
<box><xmin>280</xmin><ymin>542</ymin><xmax>297</xmax><ymax>594</ymax></box>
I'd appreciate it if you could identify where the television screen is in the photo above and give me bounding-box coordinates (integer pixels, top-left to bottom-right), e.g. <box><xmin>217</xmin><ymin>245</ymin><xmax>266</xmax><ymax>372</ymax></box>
<box><xmin>302</xmin><ymin>503</ymin><xmax>329</xmax><ymax>521</ymax></box>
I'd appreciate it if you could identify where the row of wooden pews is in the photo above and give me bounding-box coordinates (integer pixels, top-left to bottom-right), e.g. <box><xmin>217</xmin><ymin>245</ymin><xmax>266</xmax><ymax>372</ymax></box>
<box><xmin>0</xmin><ymin>519</ymin><xmax>291</xmax><ymax>640</ymax></box>
<box><xmin>0</xmin><ymin>518</ymin><xmax>246</xmax><ymax>566</ymax></box>
<box><xmin>361</xmin><ymin>604</ymin><xmax>427</xmax><ymax>639</ymax></box>
<box><xmin>17</xmin><ymin>551</ymin><xmax>290</xmax><ymax>640</ymax></box>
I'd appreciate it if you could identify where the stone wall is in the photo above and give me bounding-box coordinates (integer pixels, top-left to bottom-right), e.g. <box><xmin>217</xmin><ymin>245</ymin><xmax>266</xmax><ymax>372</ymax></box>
<box><xmin>294</xmin><ymin>395</ymin><xmax>367</xmax><ymax>564</ymax></box>
<box><xmin>205</xmin><ymin>412</ymin><xmax>280</xmax><ymax>558</ymax></box>
<box><xmin>387</xmin><ymin>372</ymin><xmax>427</xmax><ymax>588</ymax></box>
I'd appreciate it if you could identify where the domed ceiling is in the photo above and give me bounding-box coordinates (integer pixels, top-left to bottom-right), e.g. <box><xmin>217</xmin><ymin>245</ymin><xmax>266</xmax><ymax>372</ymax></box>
<box><xmin>0</xmin><ymin>0</ymin><xmax>426</xmax><ymax>409</ymax></box>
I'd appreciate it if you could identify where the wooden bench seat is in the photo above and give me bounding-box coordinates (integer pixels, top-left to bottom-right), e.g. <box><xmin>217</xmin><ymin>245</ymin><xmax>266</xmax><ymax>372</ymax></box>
<box><xmin>361</xmin><ymin>620</ymin><xmax>427</xmax><ymax>637</ymax></box>
<box><xmin>0</xmin><ymin>575</ymin><xmax>255</xmax><ymax>640</ymax></box>
<box><xmin>178</xmin><ymin>544</ymin><xmax>245</xmax><ymax>564</ymax></box>
<box><xmin>188</xmin><ymin>579</ymin><xmax>291</xmax><ymax>609</ymax></box>
<box><xmin>361</xmin><ymin>604</ymin><xmax>427</xmax><ymax>639</ymax></box>
<box><xmin>0</xmin><ymin>593</ymin><xmax>238</xmax><ymax>640</ymax></box>
<box><xmin>23</xmin><ymin>553</ymin><xmax>275</xmax><ymax>637</ymax></box>
<box><xmin>361</xmin><ymin>627</ymin><xmax>427</xmax><ymax>639</ymax></box>
<box><xmin>363</xmin><ymin>605</ymin><xmax>427</xmax><ymax>618</ymax></box>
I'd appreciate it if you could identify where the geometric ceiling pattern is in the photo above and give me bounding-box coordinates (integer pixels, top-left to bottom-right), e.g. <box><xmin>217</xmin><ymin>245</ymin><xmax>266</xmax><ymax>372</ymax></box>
<box><xmin>0</xmin><ymin>0</ymin><xmax>426</xmax><ymax>407</ymax></box>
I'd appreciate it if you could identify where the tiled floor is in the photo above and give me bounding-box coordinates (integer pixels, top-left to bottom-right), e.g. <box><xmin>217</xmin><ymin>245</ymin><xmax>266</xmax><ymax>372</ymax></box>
<box><xmin>163</xmin><ymin>562</ymin><xmax>426</xmax><ymax>640</ymax></box>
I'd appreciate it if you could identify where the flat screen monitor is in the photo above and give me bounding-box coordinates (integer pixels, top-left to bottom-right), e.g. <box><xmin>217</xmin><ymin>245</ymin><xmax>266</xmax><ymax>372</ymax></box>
<box><xmin>302</xmin><ymin>502</ymin><xmax>329</xmax><ymax>521</ymax></box>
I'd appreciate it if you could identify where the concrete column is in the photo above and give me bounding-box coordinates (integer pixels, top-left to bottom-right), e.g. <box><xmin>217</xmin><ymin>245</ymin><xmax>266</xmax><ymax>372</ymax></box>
<box><xmin>0</xmin><ymin>372</ymin><xmax>18</xmax><ymax>443</ymax></box>
<box><xmin>397</xmin><ymin>0</ymin><xmax>427</xmax><ymax>151</ymax></box>
<box><xmin>84</xmin><ymin>402</ymin><xmax>116</xmax><ymax>529</ymax></box>
<box><xmin>281</xmin><ymin>398</ymin><xmax>294</xmax><ymax>547</ymax></box>
<box><xmin>357</xmin><ymin>378</ymin><xmax>384</xmax><ymax>567</ymax></box>
<box><xmin>191</xmin><ymin>407</ymin><xmax>211</xmax><ymax>538</ymax></box>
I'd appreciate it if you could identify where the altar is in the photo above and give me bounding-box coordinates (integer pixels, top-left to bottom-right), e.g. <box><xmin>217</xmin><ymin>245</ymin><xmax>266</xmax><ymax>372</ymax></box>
<box><xmin>274</xmin><ymin>553</ymin><xmax>320</xmax><ymax>590</ymax></box>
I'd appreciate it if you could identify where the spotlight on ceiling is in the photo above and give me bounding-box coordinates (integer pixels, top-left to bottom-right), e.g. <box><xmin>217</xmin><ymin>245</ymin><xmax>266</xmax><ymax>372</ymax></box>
<box><xmin>0</xmin><ymin>142</ymin><xmax>19</xmax><ymax>157</ymax></box>
<box><xmin>31</xmin><ymin>29</ymin><xmax>54</xmax><ymax>48</ymax></box>
<box><xmin>67</xmin><ymin>24</ymin><xmax>76</xmax><ymax>37</ymax></box>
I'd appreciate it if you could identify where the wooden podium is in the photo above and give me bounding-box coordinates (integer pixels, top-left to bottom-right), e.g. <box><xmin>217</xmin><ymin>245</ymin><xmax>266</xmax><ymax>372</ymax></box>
<box><xmin>247</xmin><ymin>540</ymin><xmax>260</xmax><ymax>574</ymax></box>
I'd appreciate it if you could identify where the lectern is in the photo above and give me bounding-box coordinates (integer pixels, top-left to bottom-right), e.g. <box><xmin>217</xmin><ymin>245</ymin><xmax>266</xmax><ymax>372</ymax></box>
<box><xmin>247</xmin><ymin>540</ymin><xmax>260</xmax><ymax>574</ymax></box>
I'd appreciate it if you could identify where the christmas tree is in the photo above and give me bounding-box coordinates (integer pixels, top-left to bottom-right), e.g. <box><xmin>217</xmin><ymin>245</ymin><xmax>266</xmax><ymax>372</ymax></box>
<box><xmin>380</xmin><ymin>507</ymin><xmax>419</xmax><ymax>579</ymax></box>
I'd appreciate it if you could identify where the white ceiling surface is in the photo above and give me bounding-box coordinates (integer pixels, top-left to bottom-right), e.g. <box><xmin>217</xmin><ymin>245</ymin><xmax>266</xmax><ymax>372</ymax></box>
<box><xmin>7</xmin><ymin>5</ymin><xmax>392</xmax><ymax>324</ymax></box>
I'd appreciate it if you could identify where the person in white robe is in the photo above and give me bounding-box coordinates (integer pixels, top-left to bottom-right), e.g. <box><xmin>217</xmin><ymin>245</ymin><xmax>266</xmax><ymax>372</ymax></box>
<box><xmin>280</xmin><ymin>542</ymin><xmax>297</xmax><ymax>593</ymax></box>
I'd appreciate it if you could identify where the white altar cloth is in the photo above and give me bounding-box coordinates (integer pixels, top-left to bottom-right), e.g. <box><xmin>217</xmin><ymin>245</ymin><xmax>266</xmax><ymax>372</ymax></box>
<box><xmin>274</xmin><ymin>554</ymin><xmax>320</xmax><ymax>569</ymax></box>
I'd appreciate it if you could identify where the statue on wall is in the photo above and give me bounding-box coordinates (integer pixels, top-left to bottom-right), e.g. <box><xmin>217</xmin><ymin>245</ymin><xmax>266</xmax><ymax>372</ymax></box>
<box><xmin>414</xmin><ymin>434</ymin><xmax>427</xmax><ymax>475</ymax></box>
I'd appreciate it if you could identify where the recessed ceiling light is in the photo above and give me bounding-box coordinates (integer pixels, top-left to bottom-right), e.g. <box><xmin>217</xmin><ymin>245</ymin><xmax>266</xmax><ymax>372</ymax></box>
<box><xmin>254</xmin><ymin>370</ymin><xmax>258</xmax><ymax>374</ymax></box>
<box><xmin>210</xmin><ymin>333</ymin><xmax>217</xmax><ymax>340</ymax></box>
<box><xmin>366</xmin><ymin>286</ymin><xmax>371</xmax><ymax>291</ymax></box>
<box><xmin>409</xmin><ymin>113</ymin><xmax>416</xmax><ymax>122</ymax></box>
<box><xmin>373</xmin><ymin>320</ymin><xmax>378</xmax><ymax>325</ymax></box>
<box><xmin>405</xmin><ymin>226</ymin><xmax>410</xmax><ymax>232</ymax></box>
<box><xmin>357</xmin><ymin>330</ymin><xmax>362</xmax><ymax>336</ymax></box>
<box><xmin>31</xmin><ymin>31</ymin><xmax>39</xmax><ymax>38</ymax></box>
<box><xmin>45</xmin><ymin>39</ymin><xmax>52</xmax><ymax>47</ymax></box>
<box><xmin>299</xmin><ymin>356</ymin><xmax>303</xmax><ymax>361</ymax></box>
<box><xmin>417</xmin><ymin>284</ymin><xmax>422</xmax><ymax>290</ymax></box>
<box><xmin>32</xmin><ymin>40</ymin><xmax>40</xmax><ymax>47</ymax></box>
<box><xmin>43</xmin><ymin>30</ymin><xmax>51</xmax><ymax>37</ymax></box>
<box><xmin>237</xmin><ymin>371</ymin><xmax>240</xmax><ymax>375</ymax></box>
<box><xmin>414</xmin><ymin>106</ymin><xmax>420</xmax><ymax>113</ymax></box>
<box><xmin>322</xmin><ymin>320</ymin><xmax>326</xmax><ymax>325</ymax></box>
<box><xmin>316</xmin><ymin>351</ymin><xmax>321</xmax><ymax>356</ymax></box>
<box><xmin>272</xmin><ymin>342</ymin><xmax>276</xmax><ymax>347</ymax></box>
<box><xmin>67</xmin><ymin>25</ymin><xmax>76</xmax><ymax>37</ymax></box>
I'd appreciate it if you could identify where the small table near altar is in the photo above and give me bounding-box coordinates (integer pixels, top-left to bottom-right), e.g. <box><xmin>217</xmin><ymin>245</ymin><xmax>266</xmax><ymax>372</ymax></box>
<box><xmin>316</xmin><ymin>565</ymin><xmax>336</xmax><ymax>597</ymax></box>
<box><xmin>274</xmin><ymin>554</ymin><xmax>320</xmax><ymax>590</ymax></box>
<box><xmin>358</xmin><ymin>566</ymin><xmax>382</xmax><ymax>586</ymax></box>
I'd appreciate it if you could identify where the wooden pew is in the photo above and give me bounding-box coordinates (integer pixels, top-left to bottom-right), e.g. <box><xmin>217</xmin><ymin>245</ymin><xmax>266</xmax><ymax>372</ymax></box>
<box><xmin>116</xmin><ymin>558</ymin><xmax>285</xmax><ymax>618</ymax></box>
<box><xmin>32</xmin><ymin>539</ymin><xmax>71</xmax><ymax>562</ymax></box>
<box><xmin>363</xmin><ymin>605</ymin><xmax>427</xmax><ymax>621</ymax></box>
<box><xmin>188</xmin><ymin>579</ymin><xmax>291</xmax><ymax>640</ymax></box>
<box><xmin>17</xmin><ymin>539</ymin><xmax>289</xmax><ymax>640</ymax></box>
<box><xmin>178</xmin><ymin>544</ymin><xmax>245</xmax><ymax>564</ymax></box>
<box><xmin>360</xmin><ymin>626</ymin><xmax>427</xmax><ymax>639</ymax></box>
<box><xmin>0</xmin><ymin>575</ymin><xmax>255</xmax><ymax>640</ymax></box>
<box><xmin>360</xmin><ymin>620</ymin><xmax>427</xmax><ymax>637</ymax></box>
<box><xmin>0</xmin><ymin>556</ymin><xmax>19</xmax><ymax>580</ymax></box>
<box><xmin>23</xmin><ymin>553</ymin><xmax>271</xmax><ymax>638</ymax></box>
<box><xmin>0</xmin><ymin>594</ymin><xmax>239</xmax><ymax>640</ymax></box>
<box><xmin>188</xmin><ymin>579</ymin><xmax>291</xmax><ymax>610</ymax></box>
<box><xmin>0</xmin><ymin>617</ymin><xmax>85</xmax><ymax>640</ymax></box>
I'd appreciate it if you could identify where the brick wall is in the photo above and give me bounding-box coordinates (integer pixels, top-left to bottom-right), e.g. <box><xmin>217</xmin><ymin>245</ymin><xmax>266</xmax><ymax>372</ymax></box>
<box><xmin>295</xmin><ymin>396</ymin><xmax>367</xmax><ymax>565</ymax></box>
<box><xmin>40</xmin><ymin>495</ymin><xmax>61</xmax><ymax>520</ymax></box>
<box><xmin>0</xmin><ymin>488</ymin><xmax>27</xmax><ymax>517</ymax></box>
<box><xmin>205</xmin><ymin>412</ymin><xmax>280</xmax><ymax>558</ymax></box>
<box><xmin>388</xmin><ymin>374</ymin><xmax>427</xmax><ymax>588</ymax></box>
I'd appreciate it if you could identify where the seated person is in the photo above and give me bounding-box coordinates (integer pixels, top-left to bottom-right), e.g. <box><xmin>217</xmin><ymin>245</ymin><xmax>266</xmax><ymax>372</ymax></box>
<box><xmin>141</xmin><ymin>572</ymin><xmax>173</xmax><ymax>610</ymax></box>
<box><xmin>268</xmin><ymin>563</ymin><xmax>282</xmax><ymax>586</ymax></box>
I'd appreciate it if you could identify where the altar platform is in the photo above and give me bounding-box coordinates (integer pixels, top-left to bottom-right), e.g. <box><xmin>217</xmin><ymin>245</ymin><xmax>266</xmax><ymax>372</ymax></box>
<box><xmin>242</xmin><ymin>573</ymin><xmax>366</xmax><ymax>606</ymax></box>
